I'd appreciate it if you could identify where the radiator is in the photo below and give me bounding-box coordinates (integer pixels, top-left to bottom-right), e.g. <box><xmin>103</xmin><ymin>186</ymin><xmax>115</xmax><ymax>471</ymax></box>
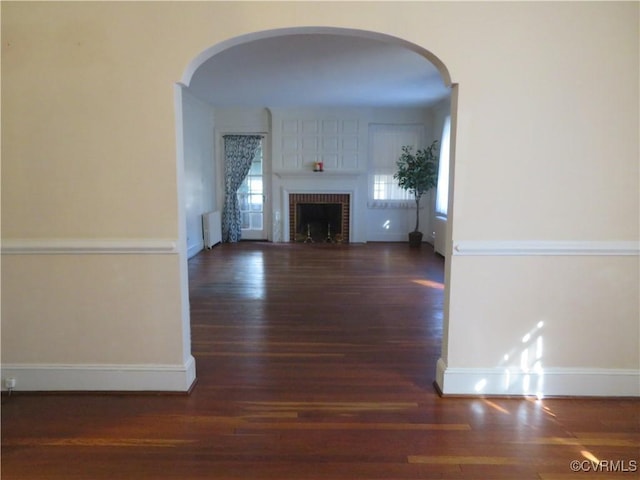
<box><xmin>202</xmin><ymin>211</ymin><xmax>222</xmax><ymax>249</ymax></box>
<box><xmin>434</xmin><ymin>216</ymin><xmax>447</xmax><ymax>256</ymax></box>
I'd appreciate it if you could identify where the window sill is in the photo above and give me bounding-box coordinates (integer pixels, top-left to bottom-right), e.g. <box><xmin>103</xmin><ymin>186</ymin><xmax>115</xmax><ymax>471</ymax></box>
<box><xmin>367</xmin><ymin>201</ymin><xmax>416</xmax><ymax>209</ymax></box>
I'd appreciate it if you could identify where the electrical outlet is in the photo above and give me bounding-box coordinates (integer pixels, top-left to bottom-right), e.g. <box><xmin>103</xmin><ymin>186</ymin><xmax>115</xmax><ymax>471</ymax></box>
<box><xmin>5</xmin><ymin>377</ymin><xmax>16</xmax><ymax>390</ymax></box>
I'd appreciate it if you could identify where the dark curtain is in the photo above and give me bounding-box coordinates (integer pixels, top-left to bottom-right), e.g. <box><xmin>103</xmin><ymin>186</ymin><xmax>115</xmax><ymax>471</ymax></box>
<box><xmin>221</xmin><ymin>135</ymin><xmax>263</xmax><ymax>243</ymax></box>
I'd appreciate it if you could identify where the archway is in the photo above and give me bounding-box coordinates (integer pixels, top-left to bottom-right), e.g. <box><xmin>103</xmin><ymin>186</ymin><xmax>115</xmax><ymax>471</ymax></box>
<box><xmin>180</xmin><ymin>27</ymin><xmax>452</xmax><ymax>90</ymax></box>
<box><xmin>175</xmin><ymin>26</ymin><xmax>457</xmax><ymax>391</ymax></box>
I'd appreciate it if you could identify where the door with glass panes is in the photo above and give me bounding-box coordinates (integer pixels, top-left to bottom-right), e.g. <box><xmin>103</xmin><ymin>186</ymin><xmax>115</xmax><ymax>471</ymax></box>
<box><xmin>237</xmin><ymin>141</ymin><xmax>267</xmax><ymax>240</ymax></box>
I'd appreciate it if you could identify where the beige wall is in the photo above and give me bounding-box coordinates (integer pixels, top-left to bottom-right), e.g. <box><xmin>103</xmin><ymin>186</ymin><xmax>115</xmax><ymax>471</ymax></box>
<box><xmin>1</xmin><ymin>254</ymin><xmax>184</xmax><ymax>364</ymax></box>
<box><xmin>2</xmin><ymin>1</ymin><xmax>638</xmax><ymax>394</ymax></box>
<box><xmin>448</xmin><ymin>256</ymin><xmax>639</xmax><ymax>369</ymax></box>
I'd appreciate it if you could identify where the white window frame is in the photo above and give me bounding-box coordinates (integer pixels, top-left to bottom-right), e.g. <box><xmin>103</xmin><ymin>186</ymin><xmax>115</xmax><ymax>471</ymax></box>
<box><xmin>237</xmin><ymin>139</ymin><xmax>265</xmax><ymax>232</ymax></box>
<box><xmin>435</xmin><ymin>116</ymin><xmax>451</xmax><ymax>217</ymax></box>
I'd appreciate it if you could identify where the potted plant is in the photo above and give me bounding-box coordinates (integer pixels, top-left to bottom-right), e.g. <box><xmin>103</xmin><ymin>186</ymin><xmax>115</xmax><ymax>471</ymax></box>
<box><xmin>394</xmin><ymin>141</ymin><xmax>439</xmax><ymax>247</ymax></box>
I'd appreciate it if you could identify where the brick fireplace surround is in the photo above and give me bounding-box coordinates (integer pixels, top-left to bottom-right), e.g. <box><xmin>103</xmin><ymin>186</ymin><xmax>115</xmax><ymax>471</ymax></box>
<box><xmin>288</xmin><ymin>193</ymin><xmax>350</xmax><ymax>243</ymax></box>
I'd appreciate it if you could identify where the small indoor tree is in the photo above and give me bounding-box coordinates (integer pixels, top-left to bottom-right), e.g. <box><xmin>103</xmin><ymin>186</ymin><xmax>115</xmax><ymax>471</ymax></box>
<box><xmin>394</xmin><ymin>141</ymin><xmax>439</xmax><ymax>247</ymax></box>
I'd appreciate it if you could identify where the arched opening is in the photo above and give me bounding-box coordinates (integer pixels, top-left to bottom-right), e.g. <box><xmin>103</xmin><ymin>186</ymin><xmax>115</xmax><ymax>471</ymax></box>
<box><xmin>180</xmin><ymin>27</ymin><xmax>452</xmax><ymax>90</ymax></box>
<box><xmin>175</xmin><ymin>26</ymin><xmax>457</xmax><ymax>391</ymax></box>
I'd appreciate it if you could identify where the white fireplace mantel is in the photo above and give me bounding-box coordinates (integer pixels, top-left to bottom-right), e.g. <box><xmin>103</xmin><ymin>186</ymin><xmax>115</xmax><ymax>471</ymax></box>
<box><xmin>271</xmin><ymin>171</ymin><xmax>367</xmax><ymax>243</ymax></box>
<box><xmin>273</xmin><ymin>170</ymin><xmax>364</xmax><ymax>179</ymax></box>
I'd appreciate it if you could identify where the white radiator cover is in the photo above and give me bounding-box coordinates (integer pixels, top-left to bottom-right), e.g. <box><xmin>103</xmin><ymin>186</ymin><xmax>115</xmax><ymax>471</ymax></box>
<box><xmin>434</xmin><ymin>215</ymin><xmax>447</xmax><ymax>256</ymax></box>
<box><xmin>202</xmin><ymin>211</ymin><xmax>222</xmax><ymax>248</ymax></box>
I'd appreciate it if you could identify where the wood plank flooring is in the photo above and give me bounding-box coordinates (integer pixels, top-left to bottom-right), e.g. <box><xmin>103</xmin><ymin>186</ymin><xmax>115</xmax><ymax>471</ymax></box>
<box><xmin>2</xmin><ymin>242</ymin><xmax>638</xmax><ymax>479</ymax></box>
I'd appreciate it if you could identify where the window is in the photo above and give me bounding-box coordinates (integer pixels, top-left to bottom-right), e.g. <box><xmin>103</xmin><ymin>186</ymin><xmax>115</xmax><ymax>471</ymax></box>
<box><xmin>373</xmin><ymin>174</ymin><xmax>413</xmax><ymax>201</ymax></box>
<box><xmin>369</xmin><ymin>124</ymin><xmax>424</xmax><ymax>202</ymax></box>
<box><xmin>237</xmin><ymin>143</ymin><xmax>263</xmax><ymax>231</ymax></box>
<box><xmin>435</xmin><ymin>116</ymin><xmax>451</xmax><ymax>217</ymax></box>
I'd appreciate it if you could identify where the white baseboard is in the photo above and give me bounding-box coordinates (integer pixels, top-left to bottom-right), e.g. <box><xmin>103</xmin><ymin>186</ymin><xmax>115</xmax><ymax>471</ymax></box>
<box><xmin>187</xmin><ymin>241</ymin><xmax>204</xmax><ymax>259</ymax></box>
<box><xmin>0</xmin><ymin>356</ymin><xmax>196</xmax><ymax>392</ymax></box>
<box><xmin>436</xmin><ymin>358</ymin><xmax>640</xmax><ymax>397</ymax></box>
<box><xmin>366</xmin><ymin>233</ymin><xmax>412</xmax><ymax>242</ymax></box>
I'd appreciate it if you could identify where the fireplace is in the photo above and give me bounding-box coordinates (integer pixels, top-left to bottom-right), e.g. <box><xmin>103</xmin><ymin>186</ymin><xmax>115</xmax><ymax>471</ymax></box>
<box><xmin>296</xmin><ymin>203</ymin><xmax>341</xmax><ymax>243</ymax></box>
<box><xmin>289</xmin><ymin>193</ymin><xmax>350</xmax><ymax>243</ymax></box>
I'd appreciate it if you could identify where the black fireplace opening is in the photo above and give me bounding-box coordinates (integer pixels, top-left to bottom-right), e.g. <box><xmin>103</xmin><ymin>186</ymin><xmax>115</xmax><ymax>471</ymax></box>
<box><xmin>296</xmin><ymin>203</ymin><xmax>342</xmax><ymax>243</ymax></box>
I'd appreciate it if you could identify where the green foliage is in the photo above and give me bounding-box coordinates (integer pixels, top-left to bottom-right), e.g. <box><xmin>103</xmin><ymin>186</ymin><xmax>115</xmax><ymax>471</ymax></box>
<box><xmin>394</xmin><ymin>140</ymin><xmax>439</xmax><ymax>232</ymax></box>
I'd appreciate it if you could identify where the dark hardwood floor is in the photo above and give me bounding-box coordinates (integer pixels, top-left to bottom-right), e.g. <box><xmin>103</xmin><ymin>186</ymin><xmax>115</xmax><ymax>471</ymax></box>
<box><xmin>2</xmin><ymin>242</ymin><xmax>638</xmax><ymax>479</ymax></box>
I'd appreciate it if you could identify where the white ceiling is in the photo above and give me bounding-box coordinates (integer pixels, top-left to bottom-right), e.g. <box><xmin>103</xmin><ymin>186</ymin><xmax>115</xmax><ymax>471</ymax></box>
<box><xmin>188</xmin><ymin>33</ymin><xmax>450</xmax><ymax>108</ymax></box>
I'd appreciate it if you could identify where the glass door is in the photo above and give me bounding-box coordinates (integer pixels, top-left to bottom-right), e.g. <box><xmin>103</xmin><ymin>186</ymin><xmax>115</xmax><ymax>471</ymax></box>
<box><xmin>237</xmin><ymin>142</ymin><xmax>266</xmax><ymax>240</ymax></box>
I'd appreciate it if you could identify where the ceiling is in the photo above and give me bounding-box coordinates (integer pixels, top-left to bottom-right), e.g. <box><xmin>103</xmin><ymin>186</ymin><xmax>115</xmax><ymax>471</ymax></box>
<box><xmin>188</xmin><ymin>33</ymin><xmax>450</xmax><ymax>109</ymax></box>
